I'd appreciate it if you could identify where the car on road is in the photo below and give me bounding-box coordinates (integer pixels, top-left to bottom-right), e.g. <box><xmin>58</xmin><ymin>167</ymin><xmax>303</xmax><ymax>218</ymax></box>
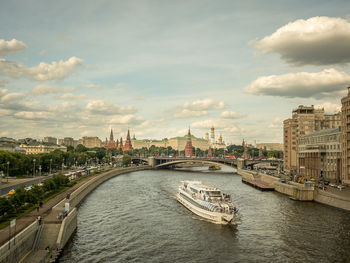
<box><xmin>24</xmin><ymin>185</ymin><xmax>32</xmax><ymax>191</ymax></box>
<box><xmin>337</xmin><ymin>185</ymin><xmax>345</xmax><ymax>190</ymax></box>
<box><xmin>8</xmin><ymin>189</ymin><xmax>15</xmax><ymax>195</ymax></box>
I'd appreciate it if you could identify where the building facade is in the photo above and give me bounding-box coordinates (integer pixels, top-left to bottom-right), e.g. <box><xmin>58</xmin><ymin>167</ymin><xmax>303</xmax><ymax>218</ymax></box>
<box><xmin>341</xmin><ymin>87</ymin><xmax>350</xmax><ymax>185</ymax></box>
<box><xmin>256</xmin><ymin>143</ymin><xmax>283</xmax><ymax>151</ymax></box>
<box><xmin>20</xmin><ymin>144</ymin><xmax>67</xmax><ymax>154</ymax></box>
<box><xmin>43</xmin><ymin>137</ymin><xmax>57</xmax><ymax>145</ymax></box>
<box><xmin>283</xmin><ymin>105</ymin><xmax>341</xmax><ymax>173</ymax></box>
<box><xmin>78</xmin><ymin>137</ymin><xmax>102</xmax><ymax>148</ymax></box>
<box><xmin>298</xmin><ymin>127</ymin><xmax>341</xmax><ymax>182</ymax></box>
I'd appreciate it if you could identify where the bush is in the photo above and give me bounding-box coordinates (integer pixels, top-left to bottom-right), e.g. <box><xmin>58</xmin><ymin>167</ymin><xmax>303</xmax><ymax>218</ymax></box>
<box><xmin>0</xmin><ymin>197</ymin><xmax>13</xmax><ymax>217</ymax></box>
<box><xmin>67</xmin><ymin>180</ymin><xmax>77</xmax><ymax>187</ymax></box>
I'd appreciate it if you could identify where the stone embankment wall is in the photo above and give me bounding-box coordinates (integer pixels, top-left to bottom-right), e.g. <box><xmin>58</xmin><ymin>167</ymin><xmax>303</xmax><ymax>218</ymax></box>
<box><xmin>238</xmin><ymin>169</ymin><xmax>314</xmax><ymax>201</ymax></box>
<box><xmin>0</xmin><ymin>221</ymin><xmax>38</xmax><ymax>263</ymax></box>
<box><xmin>0</xmin><ymin>166</ymin><xmax>150</xmax><ymax>263</ymax></box>
<box><xmin>56</xmin><ymin>208</ymin><xmax>77</xmax><ymax>250</ymax></box>
<box><xmin>314</xmin><ymin>189</ymin><xmax>350</xmax><ymax>211</ymax></box>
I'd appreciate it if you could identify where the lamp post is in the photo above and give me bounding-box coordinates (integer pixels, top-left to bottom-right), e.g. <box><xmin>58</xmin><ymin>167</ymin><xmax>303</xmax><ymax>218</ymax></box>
<box><xmin>7</xmin><ymin>161</ymin><xmax>10</xmax><ymax>183</ymax></box>
<box><xmin>33</xmin><ymin>159</ymin><xmax>36</xmax><ymax>177</ymax></box>
<box><xmin>62</xmin><ymin>158</ymin><xmax>65</xmax><ymax>174</ymax></box>
<box><xmin>49</xmin><ymin>159</ymin><xmax>52</xmax><ymax>175</ymax></box>
<box><xmin>39</xmin><ymin>165</ymin><xmax>42</xmax><ymax>177</ymax></box>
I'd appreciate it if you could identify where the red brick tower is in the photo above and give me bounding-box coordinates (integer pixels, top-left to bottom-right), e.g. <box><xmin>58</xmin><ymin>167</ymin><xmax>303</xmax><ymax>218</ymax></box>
<box><xmin>119</xmin><ymin>137</ymin><xmax>123</xmax><ymax>150</ymax></box>
<box><xmin>104</xmin><ymin>129</ymin><xmax>117</xmax><ymax>149</ymax></box>
<box><xmin>185</xmin><ymin>128</ymin><xmax>193</xmax><ymax>157</ymax></box>
<box><xmin>123</xmin><ymin>129</ymin><xmax>133</xmax><ymax>151</ymax></box>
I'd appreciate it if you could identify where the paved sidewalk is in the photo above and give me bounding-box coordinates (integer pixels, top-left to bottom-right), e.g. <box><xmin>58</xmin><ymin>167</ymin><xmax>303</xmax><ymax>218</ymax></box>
<box><xmin>319</xmin><ymin>185</ymin><xmax>350</xmax><ymax>200</ymax></box>
<box><xmin>0</xmin><ymin>175</ymin><xmax>97</xmax><ymax>246</ymax></box>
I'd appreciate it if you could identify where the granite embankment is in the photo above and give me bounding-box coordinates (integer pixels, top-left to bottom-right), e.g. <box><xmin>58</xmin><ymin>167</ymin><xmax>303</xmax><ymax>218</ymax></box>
<box><xmin>238</xmin><ymin>169</ymin><xmax>350</xmax><ymax>211</ymax></box>
<box><xmin>0</xmin><ymin>166</ymin><xmax>151</xmax><ymax>263</ymax></box>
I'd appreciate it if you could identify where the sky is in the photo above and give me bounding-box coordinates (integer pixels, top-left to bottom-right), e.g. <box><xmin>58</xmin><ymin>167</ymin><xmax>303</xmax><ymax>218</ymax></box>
<box><xmin>1</xmin><ymin>0</ymin><xmax>350</xmax><ymax>145</ymax></box>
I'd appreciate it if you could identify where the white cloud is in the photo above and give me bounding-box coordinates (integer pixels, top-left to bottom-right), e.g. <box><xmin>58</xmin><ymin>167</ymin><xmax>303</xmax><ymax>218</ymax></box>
<box><xmin>82</xmin><ymin>84</ymin><xmax>103</xmax><ymax>90</ymax></box>
<box><xmin>86</xmin><ymin>99</ymin><xmax>135</xmax><ymax>115</ymax></box>
<box><xmin>244</xmin><ymin>68</ymin><xmax>350</xmax><ymax>99</ymax></box>
<box><xmin>315</xmin><ymin>102</ymin><xmax>341</xmax><ymax>114</ymax></box>
<box><xmin>254</xmin><ymin>16</ymin><xmax>350</xmax><ymax>65</ymax></box>
<box><xmin>0</xmin><ymin>56</ymin><xmax>83</xmax><ymax>81</ymax></box>
<box><xmin>0</xmin><ymin>39</ymin><xmax>27</xmax><ymax>56</ymax></box>
<box><xmin>173</xmin><ymin>98</ymin><xmax>225</xmax><ymax>119</ymax></box>
<box><xmin>183</xmin><ymin>98</ymin><xmax>225</xmax><ymax>111</ymax></box>
<box><xmin>220</xmin><ymin>111</ymin><xmax>245</xmax><ymax>119</ymax></box>
<box><xmin>55</xmin><ymin>93</ymin><xmax>88</xmax><ymax>101</ymax></box>
<box><xmin>31</xmin><ymin>84</ymin><xmax>75</xmax><ymax>95</ymax></box>
<box><xmin>109</xmin><ymin>114</ymin><xmax>145</xmax><ymax>125</ymax></box>
<box><xmin>0</xmin><ymin>92</ymin><xmax>25</xmax><ymax>103</ymax></box>
<box><xmin>31</xmin><ymin>84</ymin><xmax>60</xmax><ymax>95</ymax></box>
<box><xmin>14</xmin><ymin>111</ymin><xmax>52</xmax><ymax>120</ymax></box>
<box><xmin>174</xmin><ymin>109</ymin><xmax>208</xmax><ymax>118</ymax></box>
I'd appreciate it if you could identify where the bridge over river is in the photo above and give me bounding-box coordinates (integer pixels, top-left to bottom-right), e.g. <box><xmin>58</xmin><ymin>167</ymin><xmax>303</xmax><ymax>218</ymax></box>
<box><xmin>132</xmin><ymin>156</ymin><xmax>283</xmax><ymax>170</ymax></box>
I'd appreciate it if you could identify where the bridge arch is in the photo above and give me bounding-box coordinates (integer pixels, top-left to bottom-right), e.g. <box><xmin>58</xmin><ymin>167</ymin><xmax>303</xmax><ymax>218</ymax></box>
<box><xmin>155</xmin><ymin>159</ymin><xmax>237</xmax><ymax>170</ymax></box>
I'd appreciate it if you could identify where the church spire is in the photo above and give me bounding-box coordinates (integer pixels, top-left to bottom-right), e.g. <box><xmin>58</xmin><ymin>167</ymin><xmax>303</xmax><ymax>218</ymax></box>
<box><xmin>126</xmin><ymin>129</ymin><xmax>131</xmax><ymax>141</ymax></box>
<box><xmin>109</xmin><ymin>129</ymin><xmax>114</xmax><ymax>142</ymax></box>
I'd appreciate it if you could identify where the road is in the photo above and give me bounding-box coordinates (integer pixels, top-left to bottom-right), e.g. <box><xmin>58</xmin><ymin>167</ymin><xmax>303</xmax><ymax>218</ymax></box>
<box><xmin>0</xmin><ymin>176</ymin><xmax>52</xmax><ymax>196</ymax></box>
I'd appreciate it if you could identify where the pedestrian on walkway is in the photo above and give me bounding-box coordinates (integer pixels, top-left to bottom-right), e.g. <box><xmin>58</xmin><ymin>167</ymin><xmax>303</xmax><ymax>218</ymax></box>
<box><xmin>36</xmin><ymin>205</ymin><xmax>39</xmax><ymax>213</ymax></box>
<box><xmin>39</xmin><ymin>200</ymin><xmax>43</xmax><ymax>208</ymax></box>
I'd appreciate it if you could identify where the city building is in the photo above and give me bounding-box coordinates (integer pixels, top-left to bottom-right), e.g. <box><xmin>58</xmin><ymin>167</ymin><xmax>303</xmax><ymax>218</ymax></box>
<box><xmin>43</xmin><ymin>137</ymin><xmax>57</xmax><ymax>145</ymax></box>
<box><xmin>77</xmin><ymin>137</ymin><xmax>102</xmax><ymax>148</ymax></box>
<box><xmin>283</xmin><ymin>105</ymin><xmax>341</xmax><ymax>173</ymax></box>
<box><xmin>298</xmin><ymin>127</ymin><xmax>341</xmax><ymax>182</ymax></box>
<box><xmin>185</xmin><ymin>128</ymin><xmax>193</xmax><ymax>157</ymax></box>
<box><xmin>104</xmin><ymin>129</ymin><xmax>117</xmax><ymax>149</ymax></box>
<box><xmin>0</xmin><ymin>137</ymin><xmax>25</xmax><ymax>153</ymax></box>
<box><xmin>341</xmin><ymin>86</ymin><xmax>350</xmax><ymax>185</ymax></box>
<box><xmin>20</xmin><ymin>143</ymin><xmax>67</xmax><ymax>154</ymax></box>
<box><xmin>256</xmin><ymin>143</ymin><xmax>283</xmax><ymax>151</ymax></box>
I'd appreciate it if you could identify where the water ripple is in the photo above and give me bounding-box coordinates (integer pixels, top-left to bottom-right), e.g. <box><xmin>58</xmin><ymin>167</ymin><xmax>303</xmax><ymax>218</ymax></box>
<box><xmin>60</xmin><ymin>170</ymin><xmax>350</xmax><ymax>263</ymax></box>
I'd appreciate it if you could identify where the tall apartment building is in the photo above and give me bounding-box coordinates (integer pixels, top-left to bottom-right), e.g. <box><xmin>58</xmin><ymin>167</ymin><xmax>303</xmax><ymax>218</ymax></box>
<box><xmin>78</xmin><ymin>136</ymin><xmax>102</xmax><ymax>148</ymax></box>
<box><xmin>341</xmin><ymin>87</ymin><xmax>350</xmax><ymax>185</ymax></box>
<box><xmin>43</xmin><ymin>136</ymin><xmax>57</xmax><ymax>145</ymax></box>
<box><xmin>283</xmin><ymin>105</ymin><xmax>341</xmax><ymax>173</ymax></box>
<box><xmin>298</xmin><ymin>127</ymin><xmax>341</xmax><ymax>182</ymax></box>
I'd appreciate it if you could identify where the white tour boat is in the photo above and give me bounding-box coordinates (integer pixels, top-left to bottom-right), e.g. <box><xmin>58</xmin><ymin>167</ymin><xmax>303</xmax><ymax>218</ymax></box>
<box><xmin>177</xmin><ymin>181</ymin><xmax>238</xmax><ymax>224</ymax></box>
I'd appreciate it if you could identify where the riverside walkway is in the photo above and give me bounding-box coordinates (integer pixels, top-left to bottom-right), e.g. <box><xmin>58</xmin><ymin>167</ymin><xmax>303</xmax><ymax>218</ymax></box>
<box><xmin>0</xmin><ymin>174</ymin><xmax>96</xmax><ymax>246</ymax></box>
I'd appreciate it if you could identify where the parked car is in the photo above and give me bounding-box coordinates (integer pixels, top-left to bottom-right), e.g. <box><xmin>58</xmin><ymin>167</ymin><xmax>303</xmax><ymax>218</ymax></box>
<box><xmin>337</xmin><ymin>185</ymin><xmax>345</xmax><ymax>190</ymax></box>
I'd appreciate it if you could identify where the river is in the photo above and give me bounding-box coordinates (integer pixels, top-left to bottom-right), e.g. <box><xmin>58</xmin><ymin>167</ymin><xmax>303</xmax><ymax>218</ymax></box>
<box><xmin>59</xmin><ymin>168</ymin><xmax>350</xmax><ymax>263</ymax></box>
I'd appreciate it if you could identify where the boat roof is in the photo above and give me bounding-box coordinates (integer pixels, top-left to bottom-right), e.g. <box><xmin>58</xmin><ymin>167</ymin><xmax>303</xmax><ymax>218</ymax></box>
<box><xmin>184</xmin><ymin>181</ymin><xmax>220</xmax><ymax>192</ymax></box>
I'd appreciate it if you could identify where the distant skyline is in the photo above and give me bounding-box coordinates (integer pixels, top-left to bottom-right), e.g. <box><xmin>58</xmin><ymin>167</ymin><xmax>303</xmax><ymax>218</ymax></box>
<box><xmin>1</xmin><ymin>1</ymin><xmax>350</xmax><ymax>144</ymax></box>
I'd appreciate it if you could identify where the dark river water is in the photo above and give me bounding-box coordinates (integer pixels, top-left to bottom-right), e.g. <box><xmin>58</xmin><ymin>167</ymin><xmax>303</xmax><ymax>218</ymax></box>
<box><xmin>59</xmin><ymin>168</ymin><xmax>350</xmax><ymax>263</ymax></box>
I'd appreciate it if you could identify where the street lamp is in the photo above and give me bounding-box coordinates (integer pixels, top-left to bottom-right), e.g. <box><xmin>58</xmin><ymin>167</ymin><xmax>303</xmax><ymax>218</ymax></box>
<box><xmin>33</xmin><ymin>159</ymin><xmax>36</xmax><ymax>177</ymax></box>
<box><xmin>62</xmin><ymin>158</ymin><xmax>64</xmax><ymax>174</ymax></box>
<box><xmin>7</xmin><ymin>161</ymin><xmax>10</xmax><ymax>183</ymax></box>
<box><xmin>39</xmin><ymin>165</ymin><xmax>42</xmax><ymax>177</ymax></box>
<box><xmin>49</xmin><ymin>159</ymin><xmax>52</xmax><ymax>175</ymax></box>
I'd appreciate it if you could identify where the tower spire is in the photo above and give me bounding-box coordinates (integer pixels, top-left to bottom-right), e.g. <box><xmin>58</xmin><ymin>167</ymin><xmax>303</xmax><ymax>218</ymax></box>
<box><xmin>109</xmin><ymin>128</ymin><xmax>114</xmax><ymax>142</ymax></box>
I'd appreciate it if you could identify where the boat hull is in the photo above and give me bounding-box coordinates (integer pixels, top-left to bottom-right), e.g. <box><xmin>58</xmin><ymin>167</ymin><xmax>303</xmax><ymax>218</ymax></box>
<box><xmin>177</xmin><ymin>193</ymin><xmax>233</xmax><ymax>224</ymax></box>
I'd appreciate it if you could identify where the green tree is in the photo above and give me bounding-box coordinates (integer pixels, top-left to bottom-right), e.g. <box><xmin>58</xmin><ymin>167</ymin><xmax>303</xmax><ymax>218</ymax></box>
<box><xmin>76</xmin><ymin>144</ymin><xmax>88</xmax><ymax>153</ymax></box>
<box><xmin>0</xmin><ymin>197</ymin><xmax>14</xmax><ymax>216</ymax></box>
<box><xmin>122</xmin><ymin>154</ymin><xmax>132</xmax><ymax>166</ymax></box>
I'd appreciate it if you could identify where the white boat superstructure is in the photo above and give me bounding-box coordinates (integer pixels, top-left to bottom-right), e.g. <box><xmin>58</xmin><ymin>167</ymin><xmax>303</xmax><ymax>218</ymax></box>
<box><xmin>177</xmin><ymin>181</ymin><xmax>238</xmax><ymax>224</ymax></box>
